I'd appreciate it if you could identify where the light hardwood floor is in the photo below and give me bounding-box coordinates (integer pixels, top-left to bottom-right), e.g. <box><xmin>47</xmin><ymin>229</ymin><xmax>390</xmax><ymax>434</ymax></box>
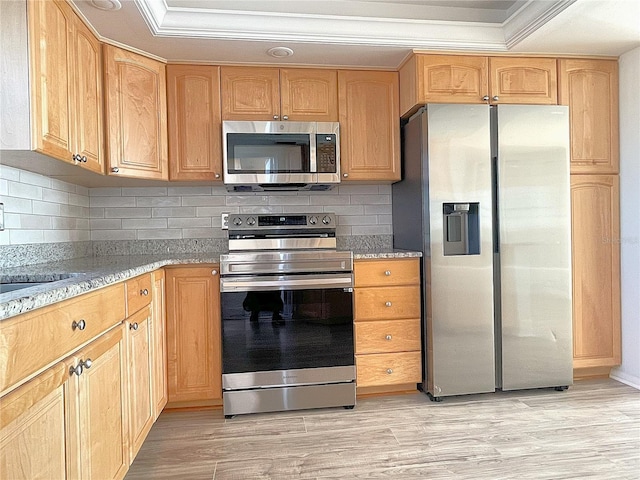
<box><xmin>126</xmin><ymin>379</ymin><xmax>639</xmax><ymax>479</ymax></box>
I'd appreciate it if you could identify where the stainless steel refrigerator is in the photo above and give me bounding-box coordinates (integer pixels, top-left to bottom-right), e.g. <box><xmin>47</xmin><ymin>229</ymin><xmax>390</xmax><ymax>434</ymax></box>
<box><xmin>392</xmin><ymin>104</ymin><xmax>573</xmax><ymax>399</ymax></box>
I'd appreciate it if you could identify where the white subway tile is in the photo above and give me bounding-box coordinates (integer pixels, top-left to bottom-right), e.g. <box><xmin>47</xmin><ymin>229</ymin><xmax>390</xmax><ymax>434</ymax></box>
<box><xmin>364</xmin><ymin>204</ymin><xmax>392</xmax><ymax>215</ymax></box>
<box><xmin>10</xmin><ymin>229</ymin><xmax>45</xmax><ymax>244</ymax></box>
<box><xmin>0</xmin><ymin>179</ymin><xmax>8</xmax><ymax>195</ymax></box>
<box><xmin>377</xmin><ymin>184</ymin><xmax>392</xmax><ymax>194</ymax></box>
<box><xmin>326</xmin><ymin>205</ymin><xmax>363</xmax><ymax>216</ymax></box>
<box><xmin>349</xmin><ymin>194</ymin><xmax>391</xmax><ymax>205</ymax></box>
<box><xmin>225</xmin><ymin>195</ymin><xmax>269</xmax><ymax>205</ymax></box>
<box><xmin>137</xmin><ymin>229</ymin><xmax>182</xmax><ymax>240</ymax></box>
<box><xmin>75</xmin><ymin>185</ymin><xmax>89</xmax><ymax>197</ymax></box>
<box><xmin>60</xmin><ymin>204</ymin><xmax>86</xmax><ymax>218</ymax></box>
<box><xmin>182</xmin><ymin>196</ymin><xmax>226</xmax><ymax>207</ymax></box>
<box><xmin>90</xmin><ymin>196</ymin><xmax>136</xmax><ymax>207</ymax></box>
<box><xmin>52</xmin><ymin>217</ymin><xmax>80</xmax><ymax>229</ymax></box>
<box><xmin>122</xmin><ymin>187</ymin><xmax>168</xmax><ymax>197</ymax></box>
<box><xmin>338</xmin><ymin>184</ymin><xmax>379</xmax><ymax>194</ymax></box>
<box><xmin>167</xmin><ymin>186</ymin><xmax>212</xmax><ymax>196</ymax></box>
<box><xmin>0</xmin><ymin>165</ymin><xmax>21</xmax><ymax>182</ymax></box>
<box><xmin>0</xmin><ymin>230</ymin><xmax>10</xmax><ymax>245</ymax></box>
<box><xmin>377</xmin><ymin>214</ymin><xmax>392</xmax><ymax>225</ymax></box>
<box><xmin>238</xmin><ymin>206</ymin><xmax>282</xmax><ymax>214</ymax></box>
<box><xmin>212</xmin><ymin>186</ymin><xmax>228</xmax><ymax>195</ymax></box>
<box><xmin>20</xmin><ymin>214</ymin><xmax>53</xmax><ymax>229</ymax></box>
<box><xmin>76</xmin><ymin>219</ymin><xmax>90</xmax><ymax>230</ymax></box>
<box><xmin>44</xmin><ymin>230</ymin><xmax>73</xmax><ymax>242</ymax></box>
<box><xmin>91</xmin><ymin>230</ymin><xmax>136</xmax><ymax>241</ymax></box>
<box><xmin>351</xmin><ymin>225</ymin><xmax>392</xmax><ymax>235</ymax></box>
<box><xmin>336</xmin><ymin>225</ymin><xmax>352</xmax><ymax>236</ymax></box>
<box><xmin>90</xmin><ymin>219</ymin><xmax>123</xmax><ymax>230</ymax></box>
<box><xmin>4</xmin><ymin>213</ymin><xmax>21</xmax><ymax>229</ymax></box>
<box><xmin>196</xmin><ymin>206</ymin><xmax>238</xmax><ymax>217</ymax></box>
<box><xmin>282</xmin><ymin>205</ymin><xmax>318</xmax><ymax>214</ymax></box>
<box><xmin>8</xmin><ymin>181</ymin><xmax>42</xmax><ymax>200</ymax></box>
<box><xmin>42</xmin><ymin>188</ymin><xmax>69</xmax><ymax>204</ymax></box>
<box><xmin>136</xmin><ymin>196</ymin><xmax>181</xmax><ymax>207</ymax></box>
<box><xmin>3</xmin><ymin>197</ymin><xmax>32</xmax><ymax>214</ymax></box>
<box><xmin>104</xmin><ymin>207</ymin><xmax>152</xmax><ymax>219</ymax></box>
<box><xmin>68</xmin><ymin>193</ymin><xmax>90</xmax><ymax>207</ymax></box>
<box><xmin>182</xmin><ymin>228</ymin><xmax>217</xmax><ymax>239</ymax></box>
<box><xmin>268</xmin><ymin>196</ymin><xmax>310</xmax><ymax>206</ymax></box>
<box><xmin>90</xmin><ymin>187</ymin><xmax>122</xmax><ymax>197</ymax></box>
<box><xmin>152</xmin><ymin>207</ymin><xmax>196</xmax><ymax>218</ymax></box>
<box><xmin>338</xmin><ymin>216</ymin><xmax>376</xmax><ymax>226</ymax></box>
<box><xmin>122</xmin><ymin>218</ymin><xmax>167</xmax><ymax>229</ymax></box>
<box><xmin>90</xmin><ymin>207</ymin><xmax>105</xmax><ymax>218</ymax></box>
<box><xmin>309</xmin><ymin>195</ymin><xmax>350</xmax><ymax>206</ymax></box>
<box><xmin>168</xmin><ymin>217</ymin><xmax>212</xmax><ymax>228</ymax></box>
<box><xmin>18</xmin><ymin>170</ymin><xmax>51</xmax><ymax>188</ymax></box>
<box><xmin>50</xmin><ymin>178</ymin><xmax>78</xmax><ymax>193</ymax></box>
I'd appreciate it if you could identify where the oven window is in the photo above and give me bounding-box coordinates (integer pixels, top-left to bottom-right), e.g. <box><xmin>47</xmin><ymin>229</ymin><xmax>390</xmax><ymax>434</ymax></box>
<box><xmin>221</xmin><ymin>288</ymin><xmax>354</xmax><ymax>374</ymax></box>
<box><xmin>227</xmin><ymin>133</ymin><xmax>310</xmax><ymax>174</ymax></box>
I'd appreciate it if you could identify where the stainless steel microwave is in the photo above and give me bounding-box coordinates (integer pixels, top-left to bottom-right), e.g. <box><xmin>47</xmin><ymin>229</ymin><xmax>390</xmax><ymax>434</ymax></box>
<box><xmin>222</xmin><ymin>121</ymin><xmax>340</xmax><ymax>191</ymax></box>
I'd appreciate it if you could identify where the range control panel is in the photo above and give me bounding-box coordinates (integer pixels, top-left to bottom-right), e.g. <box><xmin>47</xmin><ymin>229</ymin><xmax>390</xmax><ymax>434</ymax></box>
<box><xmin>221</xmin><ymin>213</ymin><xmax>335</xmax><ymax>230</ymax></box>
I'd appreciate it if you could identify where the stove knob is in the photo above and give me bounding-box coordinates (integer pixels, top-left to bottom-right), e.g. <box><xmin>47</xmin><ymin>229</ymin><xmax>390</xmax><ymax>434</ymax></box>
<box><xmin>322</xmin><ymin>215</ymin><xmax>332</xmax><ymax>225</ymax></box>
<box><xmin>309</xmin><ymin>216</ymin><xmax>318</xmax><ymax>225</ymax></box>
<box><xmin>232</xmin><ymin>217</ymin><xmax>242</xmax><ymax>226</ymax></box>
<box><xmin>247</xmin><ymin>217</ymin><xmax>256</xmax><ymax>226</ymax></box>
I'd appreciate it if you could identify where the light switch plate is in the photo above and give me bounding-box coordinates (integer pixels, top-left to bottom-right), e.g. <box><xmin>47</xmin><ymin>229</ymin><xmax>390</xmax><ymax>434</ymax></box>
<box><xmin>0</xmin><ymin>203</ymin><xmax>4</xmax><ymax>231</ymax></box>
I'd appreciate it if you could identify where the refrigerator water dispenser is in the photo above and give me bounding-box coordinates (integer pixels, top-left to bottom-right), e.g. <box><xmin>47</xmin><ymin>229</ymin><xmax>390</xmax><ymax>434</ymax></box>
<box><xmin>443</xmin><ymin>203</ymin><xmax>480</xmax><ymax>255</ymax></box>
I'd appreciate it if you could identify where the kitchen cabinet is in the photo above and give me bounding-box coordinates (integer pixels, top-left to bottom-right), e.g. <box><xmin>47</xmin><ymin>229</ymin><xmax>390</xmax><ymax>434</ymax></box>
<box><xmin>103</xmin><ymin>45</ymin><xmax>168</xmax><ymax>180</ymax></box>
<box><xmin>151</xmin><ymin>269</ymin><xmax>168</xmax><ymax>419</ymax></box>
<box><xmin>0</xmin><ymin>0</ymin><xmax>104</xmax><ymax>172</ymax></box>
<box><xmin>338</xmin><ymin>70</ymin><xmax>401</xmax><ymax>182</ymax></box>
<box><xmin>559</xmin><ymin>59</ymin><xmax>619</xmax><ymax>174</ymax></box>
<box><xmin>167</xmin><ymin>65</ymin><xmax>223</xmax><ymax>181</ymax></box>
<box><xmin>399</xmin><ymin>54</ymin><xmax>558</xmax><ymax>116</ymax></box>
<box><xmin>571</xmin><ymin>175</ymin><xmax>621</xmax><ymax>378</ymax></box>
<box><xmin>221</xmin><ymin>66</ymin><xmax>338</xmax><ymax>121</ymax></box>
<box><xmin>353</xmin><ymin>258</ymin><xmax>421</xmax><ymax>394</ymax></box>
<box><xmin>165</xmin><ymin>266</ymin><xmax>222</xmax><ymax>407</ymax></box>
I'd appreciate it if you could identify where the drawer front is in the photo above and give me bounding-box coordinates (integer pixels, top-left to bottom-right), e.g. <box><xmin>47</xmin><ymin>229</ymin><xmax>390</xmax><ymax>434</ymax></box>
<box><xmin>354</xmin><ymin>258</ymin><xmax>420</xmax><ymax>287</ymax></box>
<box><xmin>0</xmin><ymin>284</ymin><xmax>126</xmax><ymax>395</ymax></box>
<box><xmin>355</xmin><ymin>319</ymin><xmax>421</xmax><ymax>354</ymax></box>
<box><xmin>126</xmin><ymin>274</ymin><xmax>152</xmax><ymax>315</ymax></box>
<box><xmin>356</xmin><ymin>351</ymin><xmax>422</xmax><ymax>387</ymax></box>
<box><xmin>354</xmin><ymin>286</ymin><xmax>421</xmax><ymax>321</ymax></box>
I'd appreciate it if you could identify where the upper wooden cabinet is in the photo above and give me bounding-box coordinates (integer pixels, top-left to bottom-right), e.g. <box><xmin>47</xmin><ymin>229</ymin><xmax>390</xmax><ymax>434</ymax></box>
<box><xmin>559</xmin><ymin>59</ymin><xmax>619</xmax><ymax>174</ymax></box>
<box><xmin>399</xmin><ymin>54</ymin><xmax>558</xmax><ymax>116</ymax></box>
<box><xmin>571</xmin><ymin>175</ymin><xmax>621</xmax><ymax>377</ymax></box>
<box><xmin>338</xmin><ymin>70</ymin><xmax>401</xmax><ymax>182</ymax></box>
<box><xmin>167</xmin><ymin>65</ymin><xmax>223</xmax><ymax>181</ymax></box>
<box><xmin>221</xmin><ymin>66</ymin><xmax>338</xmax><ymax>121</ymax></box>
<box><xmin>103</xmin><ymin>45</ymin><xmax>168</xmax><ymax>180</ymax></box>
<box><xmin>25</xmin><ymin>0</ymin><xmax>104</xmax><ymax>173</ymax></box>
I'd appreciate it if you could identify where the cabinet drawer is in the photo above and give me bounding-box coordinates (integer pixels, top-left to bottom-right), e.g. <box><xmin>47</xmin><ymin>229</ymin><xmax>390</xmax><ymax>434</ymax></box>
<box><xmin>0</xmin><ymin>283</ymin><xmax>126</xmax><ymax>396</ymax></box>
<box><xmin>126</xmin><ymin>273</ymin><xmax>152</xmax><ymax>315</ymax></box>
<box><xmin>355</xmin><ymin>319</ymin><xmax>421</xmax><ymax>354</ymax></box>
<box><xmin>356</xmin><ymin>352</ymin><xmax>421</xmax><ymax>387</ymax></box>
<box><xmin>354</xmin><ymin>258</ymin><xmax>420</xmax><ymax>287</ymax></box>
<box><xmin>354</xmin><ymin>286</ymin><xmax>420</xmax><ymax>321</ymax></box>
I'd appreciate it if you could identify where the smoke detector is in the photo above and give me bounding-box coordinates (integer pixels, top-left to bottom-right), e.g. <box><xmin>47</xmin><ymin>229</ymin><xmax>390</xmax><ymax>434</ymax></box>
<box><xmin>91</xmin><ymin>0</ymin><xmax>122</xmax><ymax>11</ymax></box>
<box><xmin>267</xmin><ymin>47</ymin><xmax>294</xmax><ymax>58</ymax></box>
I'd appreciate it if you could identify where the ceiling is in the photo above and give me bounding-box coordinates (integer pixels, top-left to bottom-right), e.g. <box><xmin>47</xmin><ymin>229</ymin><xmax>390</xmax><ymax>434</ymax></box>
<box><xmin>71</xmin><ymin>0</ymin><xmax>640</xmax><ymax>68</ymax></box>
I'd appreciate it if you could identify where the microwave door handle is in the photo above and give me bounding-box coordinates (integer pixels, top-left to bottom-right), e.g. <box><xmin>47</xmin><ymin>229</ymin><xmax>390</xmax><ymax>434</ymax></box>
<box><xmin>310</xmin><ymin>133</ymin><xmax>317</xmax><ymax>174</ymax></box>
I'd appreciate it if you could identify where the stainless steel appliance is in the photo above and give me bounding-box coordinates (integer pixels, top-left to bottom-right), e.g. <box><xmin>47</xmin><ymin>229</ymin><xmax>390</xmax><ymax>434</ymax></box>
<box><xmin>222</xmin><ymin>121</ymin><xmax>340</xmax><ymax>191</ymax></box>
<box><xmin>392</xmin><ymin>104</ymin><xmax>573</xmax><ymax>400</ymax></box>
<box><xmin>219</xmin><ymin>213</ymin><xmax>356</xmax><ymax>417</ymax></box>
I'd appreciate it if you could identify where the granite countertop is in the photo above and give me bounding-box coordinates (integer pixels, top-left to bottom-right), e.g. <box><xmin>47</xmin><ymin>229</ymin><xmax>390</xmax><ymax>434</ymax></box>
<box><xmin>0</xmin><ymin>249</ymin><xmax>421</xmax><ymax>321</ymax></box>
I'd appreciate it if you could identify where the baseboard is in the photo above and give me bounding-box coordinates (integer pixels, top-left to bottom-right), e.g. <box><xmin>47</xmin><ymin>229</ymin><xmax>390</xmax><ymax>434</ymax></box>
<box><xmin>610</xmin><ymin>370</ymin><xmax>640</xmax><ymax>390</ymax></box>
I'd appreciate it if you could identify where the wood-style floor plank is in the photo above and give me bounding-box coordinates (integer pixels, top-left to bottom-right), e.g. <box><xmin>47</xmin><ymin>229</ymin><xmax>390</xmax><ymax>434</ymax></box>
<box><xmin>125</xmin><ymin>379</ymin><xmax>640</xmax><ymax>480</ymax></box>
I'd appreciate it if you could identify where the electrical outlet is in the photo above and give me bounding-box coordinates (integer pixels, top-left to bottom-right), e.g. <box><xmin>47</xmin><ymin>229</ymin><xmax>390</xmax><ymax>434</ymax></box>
<box><xmin>0</xmin><ymin>203</ymin><xmax>4</xmax><ymax>231</ymax></box>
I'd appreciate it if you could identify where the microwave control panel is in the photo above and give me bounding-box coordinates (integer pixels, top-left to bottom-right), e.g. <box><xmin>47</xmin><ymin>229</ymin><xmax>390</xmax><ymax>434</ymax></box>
<box><xmin>316</xmin><ymin>134</ymin><xmax>337</xmax><ymax>173</ymax></box>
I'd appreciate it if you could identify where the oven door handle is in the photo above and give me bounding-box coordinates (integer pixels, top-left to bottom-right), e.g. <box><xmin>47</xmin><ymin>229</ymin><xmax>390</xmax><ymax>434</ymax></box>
<box><xmin>220</xmin><ymin>274</ymin><xmax>353</xmax><ymax>292</ymax></box>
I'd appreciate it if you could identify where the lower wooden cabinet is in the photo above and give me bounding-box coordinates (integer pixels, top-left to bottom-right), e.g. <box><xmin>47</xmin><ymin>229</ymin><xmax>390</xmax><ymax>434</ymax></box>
<box><xmin>151</xmin><ymin>269</ymin><xmax>168</xmax><ymax>419</ymax></box>
<box><xmin>165</xmin><ymin>266</ymin><xmax>222</xmax><ymax>407</ymax></box>
<box><xmin>571</xmin><ymin>175</ymin><xmax>621</xmax><ymax>378</ymax></box>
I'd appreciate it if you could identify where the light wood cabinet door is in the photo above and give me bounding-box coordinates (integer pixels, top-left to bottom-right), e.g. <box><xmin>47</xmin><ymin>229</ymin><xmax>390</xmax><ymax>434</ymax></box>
<box><xmin>571</xmin><ymin>175</ymin><xmax>621</xmax><ymax>374</ymax></box>
<box><xmin>354</xmin><ymin>258</ymin><xmax>420</xmax><ymax>287</ymax></box>
<box><xmin>75</xmin><ymin>325</ymin><xmax>129</xmax><ymax>480</ymax></box>
<box><xmin>559</xmin><ymin>59</ymin><xmax>619</xmax><ymax>174</ymax></box>
<box><xmin>27</xmin><ymin>0</ymin><xmax>74</xmax><ymax>161</ymax></box>
<box><xmin>489</xmin><ymin>57</ymin><xmax>557</xmax><ymax>104</ymax></box>
<box><xmin>104</xmin><ymin>45</ymin><xmax>168</xmax><ymax>180</ymax></box>
<box><xmin>356</xmin><ymin>351</ymin><xmax>421</xmax><ymax>387</ymax></box>
<box><xmin>0</xmin><ymin>362</ymin><xmax>78</xmax><ymax>480</ymax></box>
<box><xmin>151</xmin><ymin>270</ymin><xmax>168</xmax><ymax>419</ymax></box>
<box><xmin>415</xmin><ymin>55</ymin><xmax>488</xmax><ymax>105</ymax></box>
<box><xmin>280</xmin><ymin>69</ymin><xmax>338</xmax><ymax>121</ymax></box>
<box><xmin>126</xmin><ymin>306</ymin><xmax>153</xmax><ymax>459</ymax></box>
<box><xmin>338</xmin><ymin>70</ymin><xmax>400</xmax><ymax>181</ymax></box>
<box><xmin>221</xmin><ymin>66</ymin><xmax>280</xmax><ymax>120</ymax></box>
<box><xmin>167</xmin><ymin>65</ymin><xmax>222</xmax><ymax>181</ymax></box>
<box><xmin>354</xmin><ymin>285</ymin><xmax>421</xmax><ymax>321</ymax></box>
<box><xmin>166</xmin><ymin>267</ymin><xmax>222</xmax><ymax>407</ymax></box>
<box><xmin>355</xmin><ymin>319</ymin><xmax>421</xmax><ymax>355</ymax></box>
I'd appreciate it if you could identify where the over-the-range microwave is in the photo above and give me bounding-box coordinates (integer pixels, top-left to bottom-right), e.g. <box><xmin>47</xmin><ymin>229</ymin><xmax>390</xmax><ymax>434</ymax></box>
<box><xmin>222</xmin><ymin>121</ymin><xmax>340</xmax><ymax>191</ymax></box>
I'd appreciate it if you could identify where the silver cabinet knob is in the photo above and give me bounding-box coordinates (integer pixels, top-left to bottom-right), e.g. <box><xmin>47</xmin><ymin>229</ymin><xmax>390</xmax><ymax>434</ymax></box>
<box><xmin>385</xmin><ymin>334</ymin><xmax>392</xmax><ymax>341</ymax></box>
<box><xmin>83</xmin><ymin>358</ymin><xmax>93</xmax><ymax>369</ymax></box>
<box><xmin>211</xmin><ymin>269</ymin><xmax>218</xmax><ymax>276</ymax></box>
<box><xmin>130</xmin><ymin>322</ymin><xmax>139</xmax><ymax>331</ymax></box>
<box><xmin>386</xmin><ymin>368</ymin><xmax>393</xmax><ymax>374</ymax></box>
<box><xmin>111</xmin><ymin>167</ymin><xmax>119</xmax><ymax>173</ymax></box>
<box><xmin>273</xmin><ymin>115</ymin><xmax>279</xmax><ymax>120</ymax></box>
<box><xmin>493</xmin><ymin>96</ymin><xmax>499</xmax><ymax>101</ymax></box>
<box><xmin>70</xmin><ymin>363</ymin><xmax>83</xmax><ymax>376</ymax></box>
<box><xmin>214</xmin><ymin>173</ymin><xmax>220</xmax><ymax>179</ymax></box>
<box><xmin>72</xmin><ymin>154</ymin><xmax>81</xmax><ymax>164</ymax></box>
<box><xmin>72</xmin><ymin>319</ymin><xmax>86</xmax><ymax>331</ymax></box>
<box><xmin>282</xmin><ymin>115</ymin><xmax>289</xmax><ymax>120</ymax></box>
<box><xmin>81</xmin><ymin>156</ymin><xmax>88</xmax><ymax>163</ymax></box>
<box><xmin>384</xmin><ymin>270</ymin><xmax>391</xmax><ymax>276</ymax></box>
<box><xmin>343</xmin><ymin>173</ymin><xmax>349</xmax><ymax>178</ymax></box>
<box><xmin>482</xmin><ymin>95</ymin><xmax>490</xmax><ymax>101</ymax></box>
<box><xmin>385</xmin><ymin>301</ymin><xmax>392</xmax><ymax>307</ymax></box>
<box><xmin>140</xmin><ymin>288</ymin><xmax>149</xmax><ymax>296</ymax></box>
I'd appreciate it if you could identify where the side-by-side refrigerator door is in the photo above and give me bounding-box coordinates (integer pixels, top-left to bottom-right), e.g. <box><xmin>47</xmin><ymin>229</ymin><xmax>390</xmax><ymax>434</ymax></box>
<box><xmin>495</xmin><ymin>105</ymin><xmax>573</xmax><ymax>390</ymax></box>
<box><xmin>427</xmin><ymin>104</ymin><xmax>495</xmax><ymax>397</ymax></box>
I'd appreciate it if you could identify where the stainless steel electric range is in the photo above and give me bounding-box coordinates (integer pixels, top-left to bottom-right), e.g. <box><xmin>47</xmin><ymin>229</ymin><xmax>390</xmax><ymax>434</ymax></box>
<box><xmin>219</xmin><ymin>213</ymin><xmax>355</xmax><ymax>417</ymax></box>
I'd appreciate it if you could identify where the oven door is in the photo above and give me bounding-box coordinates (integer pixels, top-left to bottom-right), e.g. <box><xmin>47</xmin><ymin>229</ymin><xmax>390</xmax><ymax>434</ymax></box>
<box><xmin>220</xmin><ymin>273</ymin><xmax>354</xmax><ymax>390</ymax></box>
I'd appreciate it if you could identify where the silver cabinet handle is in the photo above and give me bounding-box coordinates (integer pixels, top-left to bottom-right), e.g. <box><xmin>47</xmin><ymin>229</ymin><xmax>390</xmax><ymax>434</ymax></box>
<box><xmin>212</xmin><ymin>269</ymin><xmax>218</xmax><ymax>276</ymax></box>
<box><xmin>385</xmin><ymin>301</ymin><xmax>392</xmax><ymax>307</ymax></box>
<box><xmin>214</xmin><ymin>173</ymin><xmax>220</xmax><ymax>179</ymax></box>
<box><xmin>482</xmin><ymin>95</ymin><xmax>490</xmax><ymax>101</ymax></box>
<box><xmin>273</xmin><ymin>115</ymin><xmax>279</xmax><ymax>120</ymax></box>
<box><xmin>82</xmin><ymin>358</ymin><xmax>93</xmax><ymax>369</ymax></box>
<box><xmin>130</xmin><ymin>322</ymin><xmax>139</xmax><ymax>331</ymax></box>
<box><xmin>82</xmin><ymin>156</ymin><xmax>88</xmax><ymax>163</ymax></box>
<box><xmin>72</xmin><ymin>319</ymin><xmax>86</xmax><ymax>331</ymax></box>
<box><xmin>111</xmin><ymin>167</ymin><xmax>119</xmax><ymax>173</ymax></box>
<box><xmin>72</xmin><ymin>154</ymin><xmax>80</xmax><ymax>164</ymax></box>
<box><xmin>282</xmin><ymin>115</ymin><xmax>289</xmax><ymax>120</ymax></box>
<box><xmin>385</xmin><ymin>334</ymin><xmax>392</xmax><ymax>341</ymax></box>
<box><xmin>343</xmin><ymin>173</ymin><xmax>349</xmax><ymax>178</ymax></box>
<box><xmin>493</xmin><ymin>96</ymin><xmax>499</xmax><ymax>101</ymax></box>
<box><xmin>140</xmin><ymin>288</ymin><xmax>149</xmax><ymax>296</ymax></box>
<box><xmin>386</xmin><ymin>368</ymin><xmax>393</xmax><ymax>374</ymax></box>
<box><xmin>70</xmin><ymin>363</ymin><xmax>83</xmax><ymax>376</ymax></box>
<box><xmin>384</xmin><ymin>270</ymin><xmax>391</xmax><ymax>276</ymax></box>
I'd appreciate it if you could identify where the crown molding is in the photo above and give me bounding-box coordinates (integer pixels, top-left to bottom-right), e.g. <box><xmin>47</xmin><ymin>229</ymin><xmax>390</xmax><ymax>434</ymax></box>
<box><xmin>503</xmin><ymin>0</ymin><xmax>578</xmax><ymax>49</ymax></box>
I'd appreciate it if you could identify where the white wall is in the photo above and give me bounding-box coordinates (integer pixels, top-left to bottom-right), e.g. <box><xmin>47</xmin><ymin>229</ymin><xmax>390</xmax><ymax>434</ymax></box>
<box><xmin>611</xmin><ymin>46</ymin><xmax>640</xmax><ymax>389</ymax></box>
